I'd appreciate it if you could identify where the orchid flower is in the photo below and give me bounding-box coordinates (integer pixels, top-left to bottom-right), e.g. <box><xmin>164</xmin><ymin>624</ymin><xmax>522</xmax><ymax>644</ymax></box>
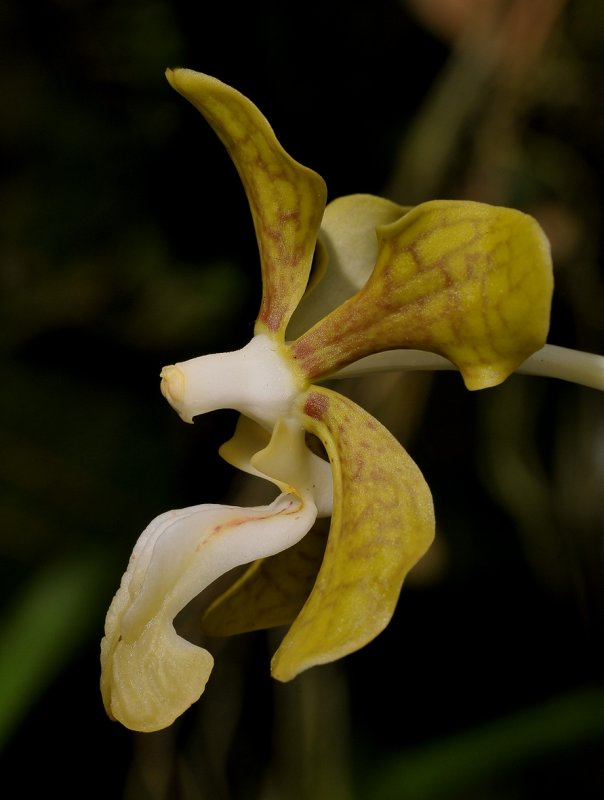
<box><xmin>100</xmin><ymin>69</ymin><xmax>604</xmax><ymax>733</ymax></box>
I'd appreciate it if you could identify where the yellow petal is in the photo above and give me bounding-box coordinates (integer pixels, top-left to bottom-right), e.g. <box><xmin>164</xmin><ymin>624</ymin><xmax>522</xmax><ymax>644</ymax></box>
<box><xmin>287</xmin><ymin>194</ymin><xmax>410</xmax><ymax>338</ymax></box>
<box><xmin>203</xmin><ymin>417</ymin><xmax>333</xmax><ymax>635</ymax></box>
<box><xmin>166</xmin><ymin>68</ymin><xmax>327</xmax><ymax>338</ymax></box>
<box><xmin>270</xmin><ymin>387</ymin><xmax>435</xmax><ymax>682</ymax></box>
<box><xmin>202</xmin><ymin>522</ymin><xmax>328</xmax><ymax>635</ymax></box>
<box><xmin>290</xmin><ymin>200</ymin><xmax>553</xmax><ymax>389</ymax></box>
<box><xmin>220</xmin><ymin>415</ymin><xmax>333</xmax><ymax>516</ymax></box>
<box><xmin>219</xmin><ymin>414</ymin><xmax>272</xmax><ymax>478</ymax></box>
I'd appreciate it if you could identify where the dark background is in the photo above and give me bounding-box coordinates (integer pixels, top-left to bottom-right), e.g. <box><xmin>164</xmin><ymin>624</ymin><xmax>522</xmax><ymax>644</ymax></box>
<box><xmin>1</xmin><ymin>1</ymin><xmax>603</xmax><ymax>798</ymax></box>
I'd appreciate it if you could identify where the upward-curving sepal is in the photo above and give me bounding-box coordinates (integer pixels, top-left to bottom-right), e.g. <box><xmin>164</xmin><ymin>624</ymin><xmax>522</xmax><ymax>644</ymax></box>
<box><xmin>290</xmin><ymin>200</ymin><xmax>553</xmax><ymax>389</ymax></box>
<box><xmin>166</xmin><ymin>68</ymin><xmax>327</xmax><ymax>338</ymax></box>
<box><xmin>270</xmin><ymin>386</ymin><xmax>435</xmax><ymax>682</ymax></box>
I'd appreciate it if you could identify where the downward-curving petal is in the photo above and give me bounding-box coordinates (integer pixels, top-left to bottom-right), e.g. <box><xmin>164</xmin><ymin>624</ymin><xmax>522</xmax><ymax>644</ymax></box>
<box><xmin>166</xmin><ymin>68</ymin><xmax>327</xmax><ymax>337</ymax></box>
<box><xmin>270</xmin><ymin>386</ymin><xmax>435</xmax><ymax>682</ymax></box>
<box><xmin>101</xmin><ymin>492</ymin><xmax>317</xmax><ymax>732</ymax></box>
<box><xmin>290</xmin><ymin>200</ymin><xmax>553</xmax><ymax>389</ymax></box>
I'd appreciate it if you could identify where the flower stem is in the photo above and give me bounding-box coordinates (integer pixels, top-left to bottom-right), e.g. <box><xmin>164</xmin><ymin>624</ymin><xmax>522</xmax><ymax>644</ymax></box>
<box><xmin>516</xmin><ymin>345</ymin><xmax>604</xmax><ymax>390</ymax></box>
<box><xmin>331</xmin><ymin>344</ymin><xmax>604</xmax><ymax>391</ymax></box>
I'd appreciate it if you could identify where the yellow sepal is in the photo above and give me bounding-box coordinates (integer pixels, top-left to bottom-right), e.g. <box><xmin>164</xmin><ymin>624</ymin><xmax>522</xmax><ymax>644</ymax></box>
<box><xmin>270</xmin><ymin>386</ymin><xmax>435</xmax><ymax>681</ymax></box>
<box><xmin>166</xmin><ymin>68</ymin><xmax>326</xmax><ymax>338</ymax></box>
<box><xmin>287</xmin><ymin>193</ymin><xmax>410</xmax><ymax>337</ymax></box>
<box><xmin>290</xmin><ymin>200</ymin><xmax>553</xmax><ymax>389</ymax></box>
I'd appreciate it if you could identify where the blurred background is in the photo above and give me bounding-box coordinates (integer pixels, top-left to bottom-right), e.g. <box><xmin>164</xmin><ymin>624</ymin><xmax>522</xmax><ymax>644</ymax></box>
<box><xmin>1</xmin><ymin>0</ymin><xmax>603</xmax><ymax>797</ymax></box>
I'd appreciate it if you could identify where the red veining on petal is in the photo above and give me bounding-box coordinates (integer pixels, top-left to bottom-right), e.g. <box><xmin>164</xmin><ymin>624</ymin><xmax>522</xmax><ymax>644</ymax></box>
<box><xmin>170</xmin><ymin>70</ymin><xmax>326</xmax><ymax>340</ymax></box>
<box><xmin>195</xmin><ymin>500</ymin><xmax>298</xmax><ymax>552</ymax></box>
<box><xmin>290</xmin><ymin>202</ymin><xmax>551</xmax><ymax>385</ymax></box>
<box><xmin>303</xmin><ymin>391</ymin><xmax>329</xmax><ymax>421</ymax></box>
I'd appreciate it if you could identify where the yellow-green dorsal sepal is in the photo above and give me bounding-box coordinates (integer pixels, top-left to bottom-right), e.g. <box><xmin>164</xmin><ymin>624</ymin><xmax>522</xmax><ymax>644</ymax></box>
<box><xmin>166</xmin><ymin>68</ymin><xmax>327</xmax><ymax>338</ymax></box>
<box><xmin>270</xmin><ymin>386</ymin><xmax>435</xmax><ymax>682</ymax></box>
<box><xmin>289</xmin><ymin>200</ymin><xmax>554</xmax><ymax>389</ymax></box>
